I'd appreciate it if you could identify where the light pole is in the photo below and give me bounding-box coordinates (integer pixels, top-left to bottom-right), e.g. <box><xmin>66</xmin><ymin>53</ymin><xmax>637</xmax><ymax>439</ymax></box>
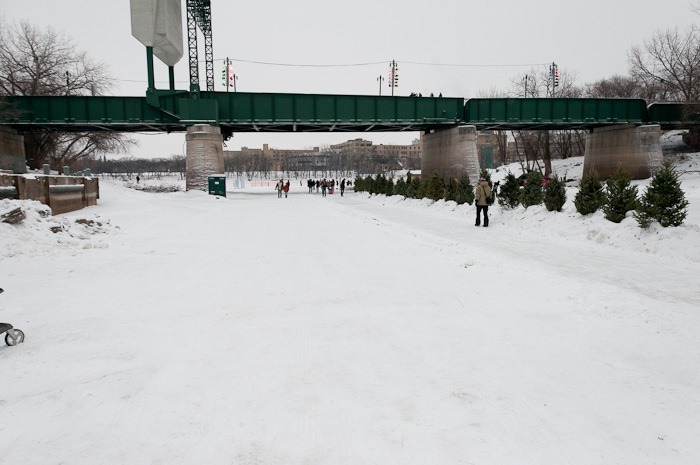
<box><xmin>377</xmin><ymin>75</ymin><xmax>384</xmax><ymax>96</ymax></box>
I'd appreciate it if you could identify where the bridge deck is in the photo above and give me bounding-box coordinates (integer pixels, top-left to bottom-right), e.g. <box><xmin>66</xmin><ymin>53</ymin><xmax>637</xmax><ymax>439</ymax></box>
<box><xmin>1</xmin><ymin>93</ymin><xmax>697</xmax><ymax>134</ymax></box>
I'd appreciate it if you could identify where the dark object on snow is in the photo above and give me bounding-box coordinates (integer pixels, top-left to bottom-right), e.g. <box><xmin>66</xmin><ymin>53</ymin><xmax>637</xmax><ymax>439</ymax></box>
<box><xmin>0</xmin><ymin>289</ymin><xmax>26</xmax><ymax>346</ymax></box>
<box><xmin>0</xmin><ymin>207</ymin><xmax>25</xmax><ymax>225</ymax></box>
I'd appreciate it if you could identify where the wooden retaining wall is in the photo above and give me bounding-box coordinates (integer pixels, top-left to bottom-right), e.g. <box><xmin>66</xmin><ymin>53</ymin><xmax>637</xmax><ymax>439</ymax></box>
<box><xmin>0</xmin><ymin>174</ymin><xmax>99</xmax><ymax>215</ymax></box>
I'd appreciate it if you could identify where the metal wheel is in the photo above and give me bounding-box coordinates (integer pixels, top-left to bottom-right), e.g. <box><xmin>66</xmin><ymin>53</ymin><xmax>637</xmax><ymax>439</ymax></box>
<box><xmin>5</xmin><ymin>328</ymin><xmax>25</xmax><ymax>346</ymax></box>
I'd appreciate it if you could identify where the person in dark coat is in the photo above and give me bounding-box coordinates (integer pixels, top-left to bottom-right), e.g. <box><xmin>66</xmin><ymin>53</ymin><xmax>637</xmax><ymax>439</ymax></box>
<box><xmin>340</xmin><ymin>178</ymin><xmax>346</xmax><ymax>196</ymax></box>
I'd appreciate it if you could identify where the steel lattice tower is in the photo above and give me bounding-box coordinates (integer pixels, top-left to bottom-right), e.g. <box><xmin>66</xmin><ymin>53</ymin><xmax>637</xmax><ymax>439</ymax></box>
<box><xmin>186</xmin><ymin>0</ymin><xmax>214</xmax><ymax>92</ymax></box>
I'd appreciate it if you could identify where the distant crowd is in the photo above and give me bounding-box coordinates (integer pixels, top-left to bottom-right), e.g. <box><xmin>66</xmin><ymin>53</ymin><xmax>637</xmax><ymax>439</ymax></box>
<box><xmin>275</xmin><ymin>178</ymin><xmax>350</xmax><ymax>198</ymax></box>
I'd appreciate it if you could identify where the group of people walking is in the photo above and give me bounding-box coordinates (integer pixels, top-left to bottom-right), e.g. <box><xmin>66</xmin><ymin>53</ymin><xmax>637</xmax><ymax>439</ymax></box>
<box><xmin>306</xmin><ymin>178</ymin><xmax>348</xmax><ymax>197</ymax></box>
<box><xmin>277</xmin><ymin>178</ymin><xmax>349</xmax><ymax>198</ymax></box>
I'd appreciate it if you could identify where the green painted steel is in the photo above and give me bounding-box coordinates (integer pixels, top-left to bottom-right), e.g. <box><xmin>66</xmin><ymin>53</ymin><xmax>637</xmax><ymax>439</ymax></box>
<box><xmin>464</xmin><ymin>98</ymin><xmax>648</xmax><ymax>128</ymax></box>
<box><xmin>2</xmin><ymin>93</ymin><xmax>699</xmax><ymax>134</ymax></box>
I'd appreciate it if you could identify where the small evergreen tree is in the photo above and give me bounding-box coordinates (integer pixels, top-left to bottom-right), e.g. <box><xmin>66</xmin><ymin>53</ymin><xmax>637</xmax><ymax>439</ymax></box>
<box><xmin>354</xmin><ymin>176</ymin><xmax>364</xmax><ymax>192</ymax></box>
<box><xmin>444</xmin><ymin>177</ymin><xmax>457</xmax><ymax>202</ymax></box>
<box><xmin>385</xmin><ymin>177</ymin><xmax>395</xmax><ymax>196</ymax></box>
<box><xmin>394</xmin><ymin>177</ymin><xmax>407</xmax><ymax>197</ymax></box>
<box><xmin>479</xmin><ymin>168</ymin><xmax>492</xmax><ymax>187</ymax></box>
<box><xmin>520</xmin><ymin>171</ymin><xmax>544</xmax><ymax>208</ymax></box>
<box><xmin>543</xmin><ymin>175</ymin><xmax>567</xmax><ymax>212</ymax></box>
<box><xmin>574</xmin><ymin>171</ymin><xmax>605</xmax><ymax>215</ymax></box>
<box><xmin>455</xmin><ymin>174</ymin><xmax>474</xmax><ymax>205</ymax></box>
<box><xmin>498</xmin><ymin>173</ymin><xmax>521</xmax><ymax>209</ymax></box>
<box><xmin>407</xmin><ymin>176</ymin><xmax>422</xmax><ymax>199</ymax></box>
<box><xmin>635</xmin><ymin>161</ymin><xmax>689</xmax><ymax>228</ymax></box>
<box><xmin>363</xmin><ymin>175</ymin><xmax>375</xmax><ymax>194</ymax></box>
<box><xmin>603</xmin><ymin>170</ymin><xmax>638</xmax><ymax>223</ymax></box>
<box><xmin>424</xmin><ymin>172</ymin><xmax>446</xmax><ymax>201</ymax></box>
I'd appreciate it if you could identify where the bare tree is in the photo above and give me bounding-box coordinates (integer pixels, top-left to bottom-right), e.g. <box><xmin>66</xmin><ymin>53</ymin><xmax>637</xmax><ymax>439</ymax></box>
<box><xmin>0</xmin><ymin>19</ymin><xmax>133</xmax><ymax>170</ymax></box>
<box><xmin>628</xmin><ymin>25</ymin><xmax>700</xmax><ymax>102</ymax></box>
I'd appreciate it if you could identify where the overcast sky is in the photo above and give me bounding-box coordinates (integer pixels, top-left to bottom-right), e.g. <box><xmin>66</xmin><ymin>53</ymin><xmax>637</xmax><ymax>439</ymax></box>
<box><xmin>2</xmin><ymin>0</ymin><xmax>697</xmax><ymax>158</ymax></box>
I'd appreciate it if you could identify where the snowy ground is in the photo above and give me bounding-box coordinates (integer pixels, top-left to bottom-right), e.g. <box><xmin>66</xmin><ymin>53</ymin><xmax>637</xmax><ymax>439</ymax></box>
<box><xmin>1</xmin><ymin>152</ymin><xmax>699</xmax><ymax>465</ymax></box>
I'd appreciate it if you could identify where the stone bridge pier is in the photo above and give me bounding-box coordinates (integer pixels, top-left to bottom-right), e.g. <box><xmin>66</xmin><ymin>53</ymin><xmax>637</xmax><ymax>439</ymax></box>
<box><xmin>185</xmin><ymin>124</ymin><xmax>224</xmax><ymax>191</ymax></box>
<box><xmin>421</xmin><ymin>126</ymin><xmax>480</xmax><ymax>183</ymax></box>
<box><xmin>583</xmin><ymin>124</ymin><xmax>663</xmax><ymax>179</ymax></box>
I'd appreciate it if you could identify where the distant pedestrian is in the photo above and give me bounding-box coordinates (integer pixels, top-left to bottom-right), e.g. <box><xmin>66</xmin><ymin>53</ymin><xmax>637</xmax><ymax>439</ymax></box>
<box><xmin>276</xmin><ymin>179</ymin><xmax>284</xmax><ymax>198</ymax></box>
<box><xmin>136</xmin><ymin>175</ymin><xmax>140</xmax><ymax>184</ymax></box>
<box><xmin>321</xmin><ymin>179</ymin><xmax>327</xmax><ymax>197</ymax></box>
<box><xmin>474</xmin><ymin>177</ymin><xmax>493</xmax><ymax>227</ymax></box>
<box><xmin>340</xmin><ymin>178</ymin><xmax>346</xmax><ymax>196</ymax></box>
<box><xmin>284</xmin><ymin>180</ymin><xmax>290</xmax><ymax>198</ymax></box>
<box><xmin>492</xmin><ymin>180</ymin><xmax>500</xmax><ymax>197</ymax></box>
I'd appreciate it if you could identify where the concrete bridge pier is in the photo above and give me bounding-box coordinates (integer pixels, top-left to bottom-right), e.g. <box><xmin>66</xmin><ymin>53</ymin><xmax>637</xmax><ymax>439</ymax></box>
<box><xmin>185</xmin><ymin>124</ymin><xmax>224</xmax><ymax>191</ymax></box>
<box><xmin>583</xmin><ymin>124</ymin><xmax>663</xmax><ymax>180</ymax></box>
<box><xmin>421</xmin><ymin>125</ymin><xmax>480</xmax><ymax>183</ymax></box>
<box><xmin>0</xmin><ymin>126</ymin><xmax>27</xmax><ymax>174</ymax></box>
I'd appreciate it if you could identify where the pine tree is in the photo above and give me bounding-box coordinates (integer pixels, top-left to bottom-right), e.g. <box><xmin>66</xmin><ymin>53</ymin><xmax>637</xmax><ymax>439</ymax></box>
<box><xmin>574</xmin><ymin>171</ymin><xmax>605</xmax><ymax>215</ymax></box>
<box><xmin>395</xmin><ymin>177</ymin><xmax>407</xmax><ymax>197</ymax></box>
<box><xmin>385</xmin><ymin>177</ymin><xmax>395</xmax><ymax>196</ymax></box>
<box><xmin>354</xmin><ymin>176</ymin><xmax>365</xmax><ymax>192</ymax></box>
<box><xmin>444</xmin><ymin>177</ymin><xmax>457</xmax><ymax>202</ymax></box>
<box><xmin>635</xmin><ymin>161</ymin><xmax>689</xmax><ymax>228</ymax></box>
<box><xmin>603</xmin><ymin>170</ymin><xmax>638</xmax><ymax>223</ymax></box>
<box><xmin>543</xmin><ymin>175</ymin><xmax>567</xmax><ymax>212</ymax></box>
<box><xmin>422</xmin><ymin>172</ymin><xmax>444</xmax><ymax>200</ymax></box>
<box><xmin>363</xmin><ymin>175</ymin><xmax>375</xmax><ymax>194</ymax></box>
<box><xmin>455</xmin><ymin>174</ymin><xmax>474</xmax><ymax>205</ymax></box>
<box><xmin>479</xmin><ymin>169</ymin><xmax>492</xmax><ymax>187</ymax></box>
<box><xmin>407</xmin><ymin>176</ymin><xmax>422</xmax><ymax>199</ymax></box>
<box><xmin>520</xmin><ymin>171</ymin><xmax>544</xmax><ymax>208</ymax></box>
<box><xmin>498</xmin><ymin>173</ymin><xmax>521</xmax><ymax>209</ymax></box>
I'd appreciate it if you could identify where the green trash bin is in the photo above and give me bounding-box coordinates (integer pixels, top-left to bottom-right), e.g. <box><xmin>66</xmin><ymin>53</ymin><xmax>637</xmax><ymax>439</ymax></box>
<box><xmin>208</xmin><ymin>175</ymin><xmax>226</xmax><ymax>197</ymax></box>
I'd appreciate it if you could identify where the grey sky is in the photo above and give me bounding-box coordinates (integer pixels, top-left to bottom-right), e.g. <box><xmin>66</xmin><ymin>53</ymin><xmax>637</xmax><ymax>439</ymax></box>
<box><xmin>2</xmin><ymin>0</ymin><xmax>697</xmax><ymax>158</ymax></box>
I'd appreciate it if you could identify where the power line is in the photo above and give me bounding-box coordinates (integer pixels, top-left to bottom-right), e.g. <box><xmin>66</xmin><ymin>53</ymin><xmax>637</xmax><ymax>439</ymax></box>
<box><xmin>220</xmin><ymin>57</ymin><xmax>549</xmax><ymax>68</ymax></box>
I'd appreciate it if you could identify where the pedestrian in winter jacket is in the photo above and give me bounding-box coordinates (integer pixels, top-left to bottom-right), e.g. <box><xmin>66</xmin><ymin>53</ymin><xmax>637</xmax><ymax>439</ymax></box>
<box><xmin>283</xmin><ymin>180</ymin><xmax>290</xmax><ymax>198</ymax></box>
<box><xmin>276</xmin><ymin>179</ymin><xmax>284</xmax><ymax>198</ymax></box>
<box><xmin>474</xmin><ymin>178</ymin><xmax>493</xmax><ymax>227</ymax></box>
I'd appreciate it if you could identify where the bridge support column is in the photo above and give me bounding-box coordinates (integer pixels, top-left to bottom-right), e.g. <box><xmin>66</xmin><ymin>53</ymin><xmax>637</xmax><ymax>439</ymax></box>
<box><xmin>0</xmin><ymin>126</ymin><xmax>27</xmax><ymax>174</ymax></box>
<box><xmin>185</xmin><ymin>124</ymin><xmax>224</xmax><ymax>191</ymax></box>
<box><xmin>583</xmin><ymin>124</ymin><xmax>663</xmax><ymax>180</ymax></box>
<box><xmin>421</xmin><ymin>126</ymin><xmax>480</xmax><ymax>183</ymax></box>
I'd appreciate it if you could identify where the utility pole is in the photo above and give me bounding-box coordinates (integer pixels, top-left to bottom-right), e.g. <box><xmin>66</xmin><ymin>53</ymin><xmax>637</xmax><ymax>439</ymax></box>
<box><xmin>389</xmin><ymin>60</ymin><xmax>398</xmax><ymax>96</ymax></box>
<box><xmin>377</xmin><ymin>75</ymin><xmax>384</xmax><ymax>96</ymax></box>
<box><xmin>548</xmin><ymin>62</ymin><xmax>559</xmax><ymax>98</ymax></box>
<box><xmin>523</xmin><ymin>75</ymin><xmax>529</xmax><ymax>98</ymax></box>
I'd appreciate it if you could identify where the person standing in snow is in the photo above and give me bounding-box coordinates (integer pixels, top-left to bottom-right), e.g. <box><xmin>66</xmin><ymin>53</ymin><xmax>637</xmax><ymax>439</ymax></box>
<box><xmin>321</xmin><ymin>179</ymin><xmax>327</xmax><ymax>197</ymax></box>
<box><xmin>284</xmin><ymin>180</ymin><xmax>290</xmax><ymax>198</ymax></box>
<box><xmin>474</xmin><ymin>177</ymin><xmax>493</xmax><ymax>227</ymax></box>
<box><xmin>340</xmin><ymin>178</ymin><xmax>346</xmax><ymax>196</ymax></box>
<box><xmin>276</xmin><ymin>179</ymin><xmax>284</xmax><ymax>198</ymax></box>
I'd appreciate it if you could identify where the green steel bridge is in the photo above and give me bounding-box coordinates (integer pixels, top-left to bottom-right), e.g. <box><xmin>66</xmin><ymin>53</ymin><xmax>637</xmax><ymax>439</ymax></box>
<box><xmin>1</xmin><ymin>92</ymin><xmax>697</xmax><ymax>139</ymax></box>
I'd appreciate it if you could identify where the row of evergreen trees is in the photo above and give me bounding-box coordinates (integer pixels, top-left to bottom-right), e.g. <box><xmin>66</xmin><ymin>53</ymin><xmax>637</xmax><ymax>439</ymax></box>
<box><xmin>354</xmin><ymin>171</ymin><xmax>479</xmax><ymax>205</ymax></box>
<box><xmin>354</xmin><ymin>161</ymin><xmax>689</xmax><ymax>228</ymax></box>
<box><xmin>574</xmin><ymin>161</ymin><xmax>688</xmax><ymax>227</ymax></box>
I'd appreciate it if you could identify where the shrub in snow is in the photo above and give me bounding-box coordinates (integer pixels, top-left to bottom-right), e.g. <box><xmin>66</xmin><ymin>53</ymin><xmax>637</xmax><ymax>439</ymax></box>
<box><xmin>407</xmin><ymin>175</ymin><xmax>423</xmax><ymax>199</ymax></box>
<box><xmin>543</xmin><ymin>175</ymin><xmax>567</xmax><ymax>212</ymax></box>
<box><xmin>520</xmin><ymin>171</ymin><xmax>544</xmax><ymax>208</ymax></box>
<box><xmin>498</xmin><ymin>173</ymin><xmax>521</xmax><ymax>209</ymax></box>
<box><xmin>479</xmin><ymin>168</ymin><xmax>492</xmax><ymax>187</ymax></box>
<box><xmin>384</xmin><ymin>177</ymin><xmax>395</xmax><ymax>196</ymax></box>
<box><xmin>424</xmin><ymin>172</ymin><xmax>446</xmax><ymax>201</ymax></box>
<box><xmin>394</xmin><ymin>177</ymin><xmax>407</xmax><ymax>197</ymax></box>
<box><xmin>444</xmin><ymin>177</ymin><xmax>457</xmax><ymax>202</ymax></box>
<box><xmin>455</xmin><ymin>174</ymin><xmax>474</xmax><ymax>205</ymax></box>
<box><xmin>635</xmin><ymin>161</ymin><xmax>689</xmax><ymax>228</ymax></box>
<box><xmin>353</xmin><ymin>176</ymin><xmax>365</xmax><ymax>192</ymax></box>
<box><xmin>574</xmin><ymin>171</ymin><xmax>605</xmax><ymax>215</ymax></box>
<box><xmin>603</xmin><ymin>170</ymin><xmax>638</xmax><ymax>223</ymax></box>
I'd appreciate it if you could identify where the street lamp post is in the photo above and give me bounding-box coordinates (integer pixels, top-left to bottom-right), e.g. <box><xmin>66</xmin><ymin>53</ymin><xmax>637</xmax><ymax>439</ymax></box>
<box><xmin>377</xmin><ymin>75</ymin><xmax>384</xmax><ymax>96</ymax></box>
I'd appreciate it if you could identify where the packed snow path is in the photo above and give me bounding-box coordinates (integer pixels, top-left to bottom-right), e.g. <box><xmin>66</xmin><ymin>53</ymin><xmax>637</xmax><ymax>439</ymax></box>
<box><xmin>1</xmin><ymin>181</ymin><xmax>699</xmax><ymax>464</ymax></box>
